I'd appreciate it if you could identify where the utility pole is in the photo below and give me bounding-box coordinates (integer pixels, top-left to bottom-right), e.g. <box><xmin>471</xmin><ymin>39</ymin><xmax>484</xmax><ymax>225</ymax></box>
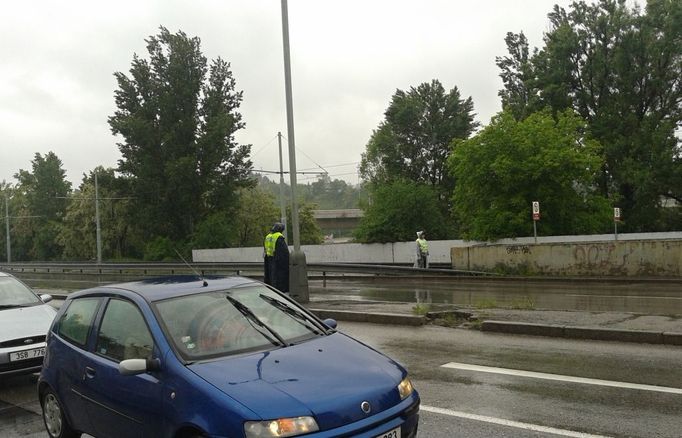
<box><xmin>280</xmin><ymin>0</ymin><xmax>309</xmax><ymax>302</ymax></box>
<box><xmin>4</xmin><ymin>195</ymin><xmax>10</xmax><ymax>263</ymax></box>
<box><xmin>95</xmin><ymin>172</ymin><xmax>102</xmax><ymax>264</ymax></box>
<box><xmin>277</xmin><ymin>132</ymin><xmax>288</xmax><ymax>230</ymax></box>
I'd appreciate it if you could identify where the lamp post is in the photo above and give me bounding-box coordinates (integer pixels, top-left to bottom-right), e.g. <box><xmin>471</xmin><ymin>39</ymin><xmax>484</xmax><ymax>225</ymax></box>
<box><xmin>280</xmin><ymin>0</ymin><xmax>309</xmax><ymax>302</ymax></box>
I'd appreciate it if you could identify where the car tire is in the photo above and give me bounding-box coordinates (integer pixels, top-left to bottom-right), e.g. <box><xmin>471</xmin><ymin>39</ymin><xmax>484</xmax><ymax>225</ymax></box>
<box><xmin>41</xmin><ymin>388</ymin><xmax>81</xmax><ymax>438</ymax></box>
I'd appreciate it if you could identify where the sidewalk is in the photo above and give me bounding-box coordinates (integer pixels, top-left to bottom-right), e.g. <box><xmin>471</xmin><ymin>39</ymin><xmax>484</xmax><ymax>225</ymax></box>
<box><xmin>306</xmin><ymin>298</ymin><xmax>682</xmax><ymax>346</ymax></box>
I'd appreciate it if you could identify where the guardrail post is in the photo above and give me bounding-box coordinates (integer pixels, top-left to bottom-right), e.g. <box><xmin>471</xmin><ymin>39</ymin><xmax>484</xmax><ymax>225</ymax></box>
<box><xmin>323</xmin><ymin>271</ymin><xmax>327</xmax><ymax>288</ymax></box>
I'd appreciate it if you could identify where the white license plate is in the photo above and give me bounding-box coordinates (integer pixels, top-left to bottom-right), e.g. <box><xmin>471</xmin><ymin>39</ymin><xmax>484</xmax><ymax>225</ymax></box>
<box><xmin>9</xmin><ymin>347</ymin><xmax>45</xmax><ymax>362</ymax></box>
<box><xmin>376</xmin><ymin>426</ymin><xmax>401</xmax><ymax>438</ymax></box>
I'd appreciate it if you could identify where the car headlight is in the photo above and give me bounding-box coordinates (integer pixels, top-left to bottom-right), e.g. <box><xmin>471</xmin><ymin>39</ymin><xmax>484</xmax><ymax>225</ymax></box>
<box><xmin>397</xmin><ymin>377</ymin><xmax>414</xmax><ymax>400</ymax></box>
<box><xmin>244</xmin><ymin>416</ymin><xmax>319</xmax><ymax>437</ymax></box>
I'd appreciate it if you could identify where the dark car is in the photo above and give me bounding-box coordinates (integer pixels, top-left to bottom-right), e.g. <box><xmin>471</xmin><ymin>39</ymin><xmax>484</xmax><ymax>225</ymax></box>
<box><xmin>0</xmin><ymin>272</ymin><xmax>57</xmax><ymax>377</ymax></box>
<box><xmin>38</xmin><ymin>276</ymin><xmax>419</xmax><ymax>438</ymax></box>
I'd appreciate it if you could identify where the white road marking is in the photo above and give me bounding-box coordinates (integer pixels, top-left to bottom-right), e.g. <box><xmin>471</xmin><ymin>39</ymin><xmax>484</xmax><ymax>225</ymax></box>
<box><xmin>441</xmin><ymin>362</ymin><xmax>682</xmax><ymax>395</ymax></box>
<box><xmin>421</xmin><ymin>405</ymin><xmax>611</xmax><ymax>438</ymax></box>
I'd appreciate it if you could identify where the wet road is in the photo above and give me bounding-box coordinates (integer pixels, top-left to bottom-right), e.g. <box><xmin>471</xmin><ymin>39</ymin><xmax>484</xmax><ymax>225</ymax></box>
<box><xmin>311</xmin><ymin>277</ymin><xmax>682</xmax><ymax>315</ymax></box>
<box><xmin>2</xmin><ymin>322</ymin><xmax>680</xmax><ymax>437</ymax></box>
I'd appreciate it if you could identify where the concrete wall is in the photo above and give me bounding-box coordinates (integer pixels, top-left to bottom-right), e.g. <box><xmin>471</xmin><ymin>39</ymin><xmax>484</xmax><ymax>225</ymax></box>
<box><xmin>193</xmin><ymin>232</ymin><xmax>682</xmax><ymax>275</ymax></box>
<box><xmin>193</xmin><ymin>239</ymin><xmax>462</xmax><ymax>264</ymax></box>
<box><xmin>452</xmin><ymin>237</ymin><xmax>682</xmax><ymax>276</ymax></box>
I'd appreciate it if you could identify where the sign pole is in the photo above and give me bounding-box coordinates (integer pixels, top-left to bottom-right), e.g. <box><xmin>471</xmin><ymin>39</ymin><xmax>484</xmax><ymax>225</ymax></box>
<box><xmin>532</xmin><ymin>201</ymin><xmax>540</xmax><ymax>244</ymax></box>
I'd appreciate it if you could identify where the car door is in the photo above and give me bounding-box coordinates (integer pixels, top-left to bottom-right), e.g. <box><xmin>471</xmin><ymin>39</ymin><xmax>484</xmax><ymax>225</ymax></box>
<box><xmin>80</xmin><ymin>297</ymin><xmax>165</xmax><ymax>438</ymax></box>
<box><xmin>50</xmin><ymin>297</ymin><xmax>103</xmax><ymax>436</ymax></box>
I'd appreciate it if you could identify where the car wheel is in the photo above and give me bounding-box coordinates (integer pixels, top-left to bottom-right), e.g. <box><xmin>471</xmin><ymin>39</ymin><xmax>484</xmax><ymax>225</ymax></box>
<box><xmin>41</xmin><ymin>388</ymin><xmax>81</xmax><ymax>438</ymax></box>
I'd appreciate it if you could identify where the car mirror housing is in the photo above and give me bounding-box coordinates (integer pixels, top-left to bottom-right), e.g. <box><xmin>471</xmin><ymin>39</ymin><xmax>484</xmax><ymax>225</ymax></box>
<box><xmin>119</xmin><ymin>358</ymin><xmax>161</xmax><ymax>376</ymax></box>
<box><xmin>322</xmin><ymin>318</ymin><xmax>337</xmax><ymax>329</ymax></box>
<box><xmin>40</xmin><ymin>294</ymin><xmax>53</xmax><ymax>303</ymax></box>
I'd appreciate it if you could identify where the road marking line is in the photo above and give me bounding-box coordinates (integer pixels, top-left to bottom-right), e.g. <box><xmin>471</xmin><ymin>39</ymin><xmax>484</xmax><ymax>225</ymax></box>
<box><xmin>441</xmin><ymin>362</ymin><xmax>682</xmax><ymax>395</ymax></box>
<box><xmin>421</xmin><ymin>405</ymin><xmax>610</xmax><ymax>438</ymax></box>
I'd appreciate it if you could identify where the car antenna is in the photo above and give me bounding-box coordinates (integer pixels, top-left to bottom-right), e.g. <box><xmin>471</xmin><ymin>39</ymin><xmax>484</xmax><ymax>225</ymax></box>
<box><xmin>174</xmin><ymin>249</ymin><xmax>208</xmax><ymax>287</ymax></box>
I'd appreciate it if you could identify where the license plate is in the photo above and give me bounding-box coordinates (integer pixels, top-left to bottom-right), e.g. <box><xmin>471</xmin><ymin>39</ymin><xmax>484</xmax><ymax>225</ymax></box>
<box><xmin>376</xmin><ymin>426</ymin><xmax>401</xmax><ymax>438</ymax></box>
<box><xmin>9</xmin><ymin>347</ymin><xmax>45</xmax><ymax>362</ymax></box>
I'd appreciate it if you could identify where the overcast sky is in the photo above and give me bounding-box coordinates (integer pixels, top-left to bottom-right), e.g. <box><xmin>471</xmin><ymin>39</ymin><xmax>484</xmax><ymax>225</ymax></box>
<box><xmin>1</xmin><ymin>0</ymin><xmax>575</xmax><ymax>187</ymax></box>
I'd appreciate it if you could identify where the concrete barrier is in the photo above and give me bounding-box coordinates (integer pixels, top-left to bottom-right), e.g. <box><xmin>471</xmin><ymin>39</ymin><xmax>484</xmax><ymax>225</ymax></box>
<box><xmin>452</xmin><ymin>234</ymin><xmax>682</xmax><ymax>276</ymax></box>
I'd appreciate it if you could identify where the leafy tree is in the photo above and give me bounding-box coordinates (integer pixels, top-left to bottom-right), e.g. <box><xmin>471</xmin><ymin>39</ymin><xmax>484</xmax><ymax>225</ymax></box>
<box><xmin>449</xmin><ymin>110</ymin><xmax>612</xmax><ymax>240</ymax></box>
<box><xmin>58</xmin><ymin>167</ymin><xmax>141</xmax><ymax>260</ymax></box>
<box><xmin>355</xmin><ymin>180</ymin><xmax>448</xmax><ymax>243</ymax></box>
<box><xmin>12</xmin><ymin>152</ymin><xmax>72</xmax><ymax>260</ymax></box>
<box><xmin>359</xmin><ymin>79</ymin><xmax>478</xmax><ymax>201</ymax></box>
<box><xmin>109</xmin><ymin>27</ymin><xmax>252</xmax><ymax>245</ymax></box>
<box><xmin>287</xmin><ymin>203</ymin><xmax>324</xmax><ymax>245</ymax></box>
<box><xmin>496</xmin><ymin>0</ymin><xmax>682</xmax><ymax>231</ymax></box>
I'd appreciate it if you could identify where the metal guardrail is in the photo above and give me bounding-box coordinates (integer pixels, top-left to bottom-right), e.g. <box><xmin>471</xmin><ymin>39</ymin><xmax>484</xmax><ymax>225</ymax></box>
<box><xmin>0</xmin><ymin>261</ymin><xmax>495</xmax><ymax>291</ymax></box>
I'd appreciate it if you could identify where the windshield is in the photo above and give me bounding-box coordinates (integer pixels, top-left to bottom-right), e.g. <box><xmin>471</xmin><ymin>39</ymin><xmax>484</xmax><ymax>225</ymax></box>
<box><xmin>155</xmin><ymin>285</ymin><xmax>325</xmax><ymax>361</ymax></box>
<box><xmin>0</xmin><ymin>276</ymin><xmax>41</xmax><ymax>308</ymax></box>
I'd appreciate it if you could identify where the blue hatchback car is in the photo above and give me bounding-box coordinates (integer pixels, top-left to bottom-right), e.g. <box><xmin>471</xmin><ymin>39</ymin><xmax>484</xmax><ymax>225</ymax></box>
<box><xmin>38</xmin><ymin>276</ymin><xmax>419</xmax><ymax>438</ymax></box>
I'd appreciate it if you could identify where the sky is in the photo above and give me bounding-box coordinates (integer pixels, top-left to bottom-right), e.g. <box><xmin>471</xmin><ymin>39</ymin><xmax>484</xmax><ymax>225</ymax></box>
<box><xmin>0</xmin><ymin>0</ymin><xmax>575</xmax><ymax>188</ymax></box>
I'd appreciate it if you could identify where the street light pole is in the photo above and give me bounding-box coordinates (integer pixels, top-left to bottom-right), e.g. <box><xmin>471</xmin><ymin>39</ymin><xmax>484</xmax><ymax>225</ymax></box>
<box><xmin>4</xmin><ymin>195</ymin><xmax>10</xmax><ymax>263</ymax></box>
<box><xmin>277</xmin><ymin>132</ymin><xmax>288</xmax><ymax>230</ymax></box>
<box><xmin>280</xmin><ymin>0</ymin><xmax>309</xmax><ymax>302</ymax></box>
<box><xmin>95</xmin><ymin>172</ymin><xmax>102</xmax><ymax>263</ymax></box>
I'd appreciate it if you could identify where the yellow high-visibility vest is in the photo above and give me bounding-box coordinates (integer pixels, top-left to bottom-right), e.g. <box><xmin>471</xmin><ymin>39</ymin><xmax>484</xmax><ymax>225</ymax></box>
<box><xmin>265</xmin><ymin>232</ymin><xmax>283</xmax><ymax>256</ymax></box>
<box><xmin>417</xmin><ymin>238</ymin><xmax>428</xmax><ymax>254</ymax></box>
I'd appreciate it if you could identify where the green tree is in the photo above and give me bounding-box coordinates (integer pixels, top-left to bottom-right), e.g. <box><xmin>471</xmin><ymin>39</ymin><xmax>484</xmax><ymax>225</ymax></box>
<box><xmin>496</xmin><ymin>0</ymin><xmax>682</xmax><ymax>230</ymax></box>
<box><xmin>355</xmin><ymin>180</ymin><xmax>448</xmax><ymax>243</ymax></box>
<box><xmin>109</xmin><ymin>27</ymin><xmax>252</xmax><ymax>245</ymax></box>
<box><xmin>360</xmin><ymin>79</ymin><xmax>478</xmax><ymax>201</ymax></box>
<box><xmin>287</xmin><ymin>203</ymin><xmax>324</xmax><ymax>245</ymax></box>
<box><xmin>449</xmin><ymin>110</ymin><xmax>612</xmax><ymax>240</ymax></box>
<box><xmin>13</xmin><ymin>152</ymin><xmax>72</xmax><ymax>260</ymax></box>
<box><xmin>57</xmin><ymin>168</ymin><xmax>141</xmax><ymax>260</ymax></box>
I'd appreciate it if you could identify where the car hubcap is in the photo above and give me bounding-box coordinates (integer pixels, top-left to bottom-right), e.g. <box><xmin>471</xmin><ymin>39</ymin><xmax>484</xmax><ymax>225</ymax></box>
<box><xmin>43</xmin><ymin>394</ymin><xmax>63</xmax><ymax>437</ymax></box>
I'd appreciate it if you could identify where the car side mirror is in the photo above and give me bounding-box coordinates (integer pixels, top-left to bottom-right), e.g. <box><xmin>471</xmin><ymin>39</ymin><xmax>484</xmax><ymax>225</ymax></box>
<box><xmin>119</xmin><ymin>358</ymin><xmax>161</xmax><ymax>376</ymax></box>
<box><xmin>40</xmin><ymin>294</ymin><xmax>53</xmax><ymax>304</ymax></box>
<box><xmin>322</xmin><ymin>318</ymin><xmax>337</xmax><ymax>329</ymax></box>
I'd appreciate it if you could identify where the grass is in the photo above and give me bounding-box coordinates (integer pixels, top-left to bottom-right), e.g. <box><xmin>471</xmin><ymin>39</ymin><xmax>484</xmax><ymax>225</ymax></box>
<box><xmin>412</xmin><ymin>303</ymin><xmax>430</xmax><ymax>315</ymax></box>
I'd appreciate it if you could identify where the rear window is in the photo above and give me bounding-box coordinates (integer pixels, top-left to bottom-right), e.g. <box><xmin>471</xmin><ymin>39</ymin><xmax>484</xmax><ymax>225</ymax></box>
<box><xmin>57</xmin><ymin>298</ymin><xmax>100</xmax><ymax>346</ymax></box>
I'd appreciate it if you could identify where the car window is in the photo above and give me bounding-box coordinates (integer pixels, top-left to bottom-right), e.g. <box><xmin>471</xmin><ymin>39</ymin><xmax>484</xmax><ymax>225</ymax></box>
<box><xmin>0</xmin><ymin>277</ymin><xmax>41</xmax><ymax>307</ymax></box>
<box><xmin>57</xmin><ymin>298</ymin><xmax>100</xmax><ymax>346</ymax></box>
<box><xmin>96</xmin><ymin>299</ymin><xmax>154</xmax><ymax>362</ymax></box>
<box><xmin>155</xmin><ymin>286</ymin><xmax>322</xmax><ymax>360</ymax></box>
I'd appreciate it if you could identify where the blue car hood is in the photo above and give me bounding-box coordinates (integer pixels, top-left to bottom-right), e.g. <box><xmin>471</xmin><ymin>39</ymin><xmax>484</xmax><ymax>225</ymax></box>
<box><xmin>188</xmin><ymin>333</ymin><xmax>405</xmax><ymax>430</ymax></box>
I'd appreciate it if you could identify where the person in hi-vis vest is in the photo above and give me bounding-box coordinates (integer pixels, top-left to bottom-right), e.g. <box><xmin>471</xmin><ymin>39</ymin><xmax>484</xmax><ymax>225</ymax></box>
<box><xmin>415</xmin><ymin>231</ymin><xmax>429</xmax><ymax>268</ymax></box>
<box><xmin>265</xmin><ymin>222</ymin><xmax>290</xmax><ymax>292</ymax></box>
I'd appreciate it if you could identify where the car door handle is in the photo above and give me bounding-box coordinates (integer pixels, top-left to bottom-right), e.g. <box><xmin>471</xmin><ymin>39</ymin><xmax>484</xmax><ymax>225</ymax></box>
<box><xmin>84</xmin><ymin>367</ymin><xmax>96</xmax><ymax>378</ymax></box>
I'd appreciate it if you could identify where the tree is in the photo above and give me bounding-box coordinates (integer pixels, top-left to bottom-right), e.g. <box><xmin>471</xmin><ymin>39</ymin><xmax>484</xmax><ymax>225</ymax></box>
<box><xmin>109</xmin><ymin>27</ymin><xmax>252</xmax><ymax>245</ymax></box>
<box><xmin>13</xmin><ymin>152</ymin><xmax>71</xmax><ymax>260</ymax></box>
<box><xmin>57</xmin><ymin>167</ymin><xmax>141</xmax><ymax>260</ymax></box>
<box><xmin>359</xmin><ymin>80</ymin><xmax>478</xmax><ymax>201</ymax></box>
<box><xmin>355</xmin><ymin>180</ymin><xmax>448</xmax><ymax>243</ymax></box>
<box><xmin>496</xmin><ymin>0</ymin><xmax>682</xmax><ymax>231</ymax></box>
<box><xmin>449</xmin><ymin>110</ymin><xmax>612</xmax><ymax>240</ymax></box>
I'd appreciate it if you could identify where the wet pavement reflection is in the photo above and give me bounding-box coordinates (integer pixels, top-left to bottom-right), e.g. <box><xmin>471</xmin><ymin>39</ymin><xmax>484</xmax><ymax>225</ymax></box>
<box><xmin>310</xmin><ymin>277</ymin><xmax>682</xmax><ymax>315</ymax></box>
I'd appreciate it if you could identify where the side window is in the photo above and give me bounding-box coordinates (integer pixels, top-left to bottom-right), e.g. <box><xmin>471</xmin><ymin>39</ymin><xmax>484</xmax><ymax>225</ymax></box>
<box><xmin>96</xmin><ymin>299</ymin><xmax>154</xmax><ymax>362</ymax></box>
<box><xmin>57</xmin><ymin>298</ymin><xmax>100</xmax><ymax>346</ymax></box>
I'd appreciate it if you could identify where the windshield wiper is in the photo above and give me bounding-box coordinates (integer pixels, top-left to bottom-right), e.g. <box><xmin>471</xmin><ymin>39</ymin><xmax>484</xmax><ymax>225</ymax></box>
<box><xmin>259</xmin><ymin>294</ymin><xmax>327</xmax><ymax>335</ymax></box>
<box><xmin>0</xmin><ymin>303</ymin><xmax>31</xmax><ymax>309</ymax></box>
<box><xmin>225</xmin><ymin>295</ymin><xmax>288</xmax><ymax>347</ymax></box>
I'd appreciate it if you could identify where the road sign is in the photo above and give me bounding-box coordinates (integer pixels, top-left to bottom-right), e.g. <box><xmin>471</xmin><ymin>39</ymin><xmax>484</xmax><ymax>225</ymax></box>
<box><xmin>614</xmin><ymin>207</ymin><xmax>621</xmax><ymax>222</ymax></box>
<box><xmin>532</xmin><ymin>201</ymin><xmax>540</xmax><ymax>221</ymax></box>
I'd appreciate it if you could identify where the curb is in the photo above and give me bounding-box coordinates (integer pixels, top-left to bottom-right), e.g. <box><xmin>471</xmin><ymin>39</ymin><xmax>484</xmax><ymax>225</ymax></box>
<box><xmin>309</xmin><ymin>308</ymin><xmax>425</xmax><ymax>326</ymax></box>
<box><xmin>481</xmin><ymin>320</ymin><xmax>682</xmax><ymax>346</ymax></box>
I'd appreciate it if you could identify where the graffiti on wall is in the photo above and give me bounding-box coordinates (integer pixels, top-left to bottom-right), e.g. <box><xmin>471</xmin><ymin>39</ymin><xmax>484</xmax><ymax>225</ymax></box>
<box><xmin>506</xmin><ymin>245</ymin><xmax>531</xmax><ymax>255</ymax></box>
<box><xmin>573</xmin><ymin>244</ymin><xmax>619</xmax><ymax>268</ymax></box>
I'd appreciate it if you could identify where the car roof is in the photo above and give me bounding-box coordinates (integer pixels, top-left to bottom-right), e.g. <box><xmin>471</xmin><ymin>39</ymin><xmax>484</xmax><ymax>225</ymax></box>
<box><xmin>72</xmin><ymin>275</ymin><xmax>259</xmax><ymax>303</ymax></box>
